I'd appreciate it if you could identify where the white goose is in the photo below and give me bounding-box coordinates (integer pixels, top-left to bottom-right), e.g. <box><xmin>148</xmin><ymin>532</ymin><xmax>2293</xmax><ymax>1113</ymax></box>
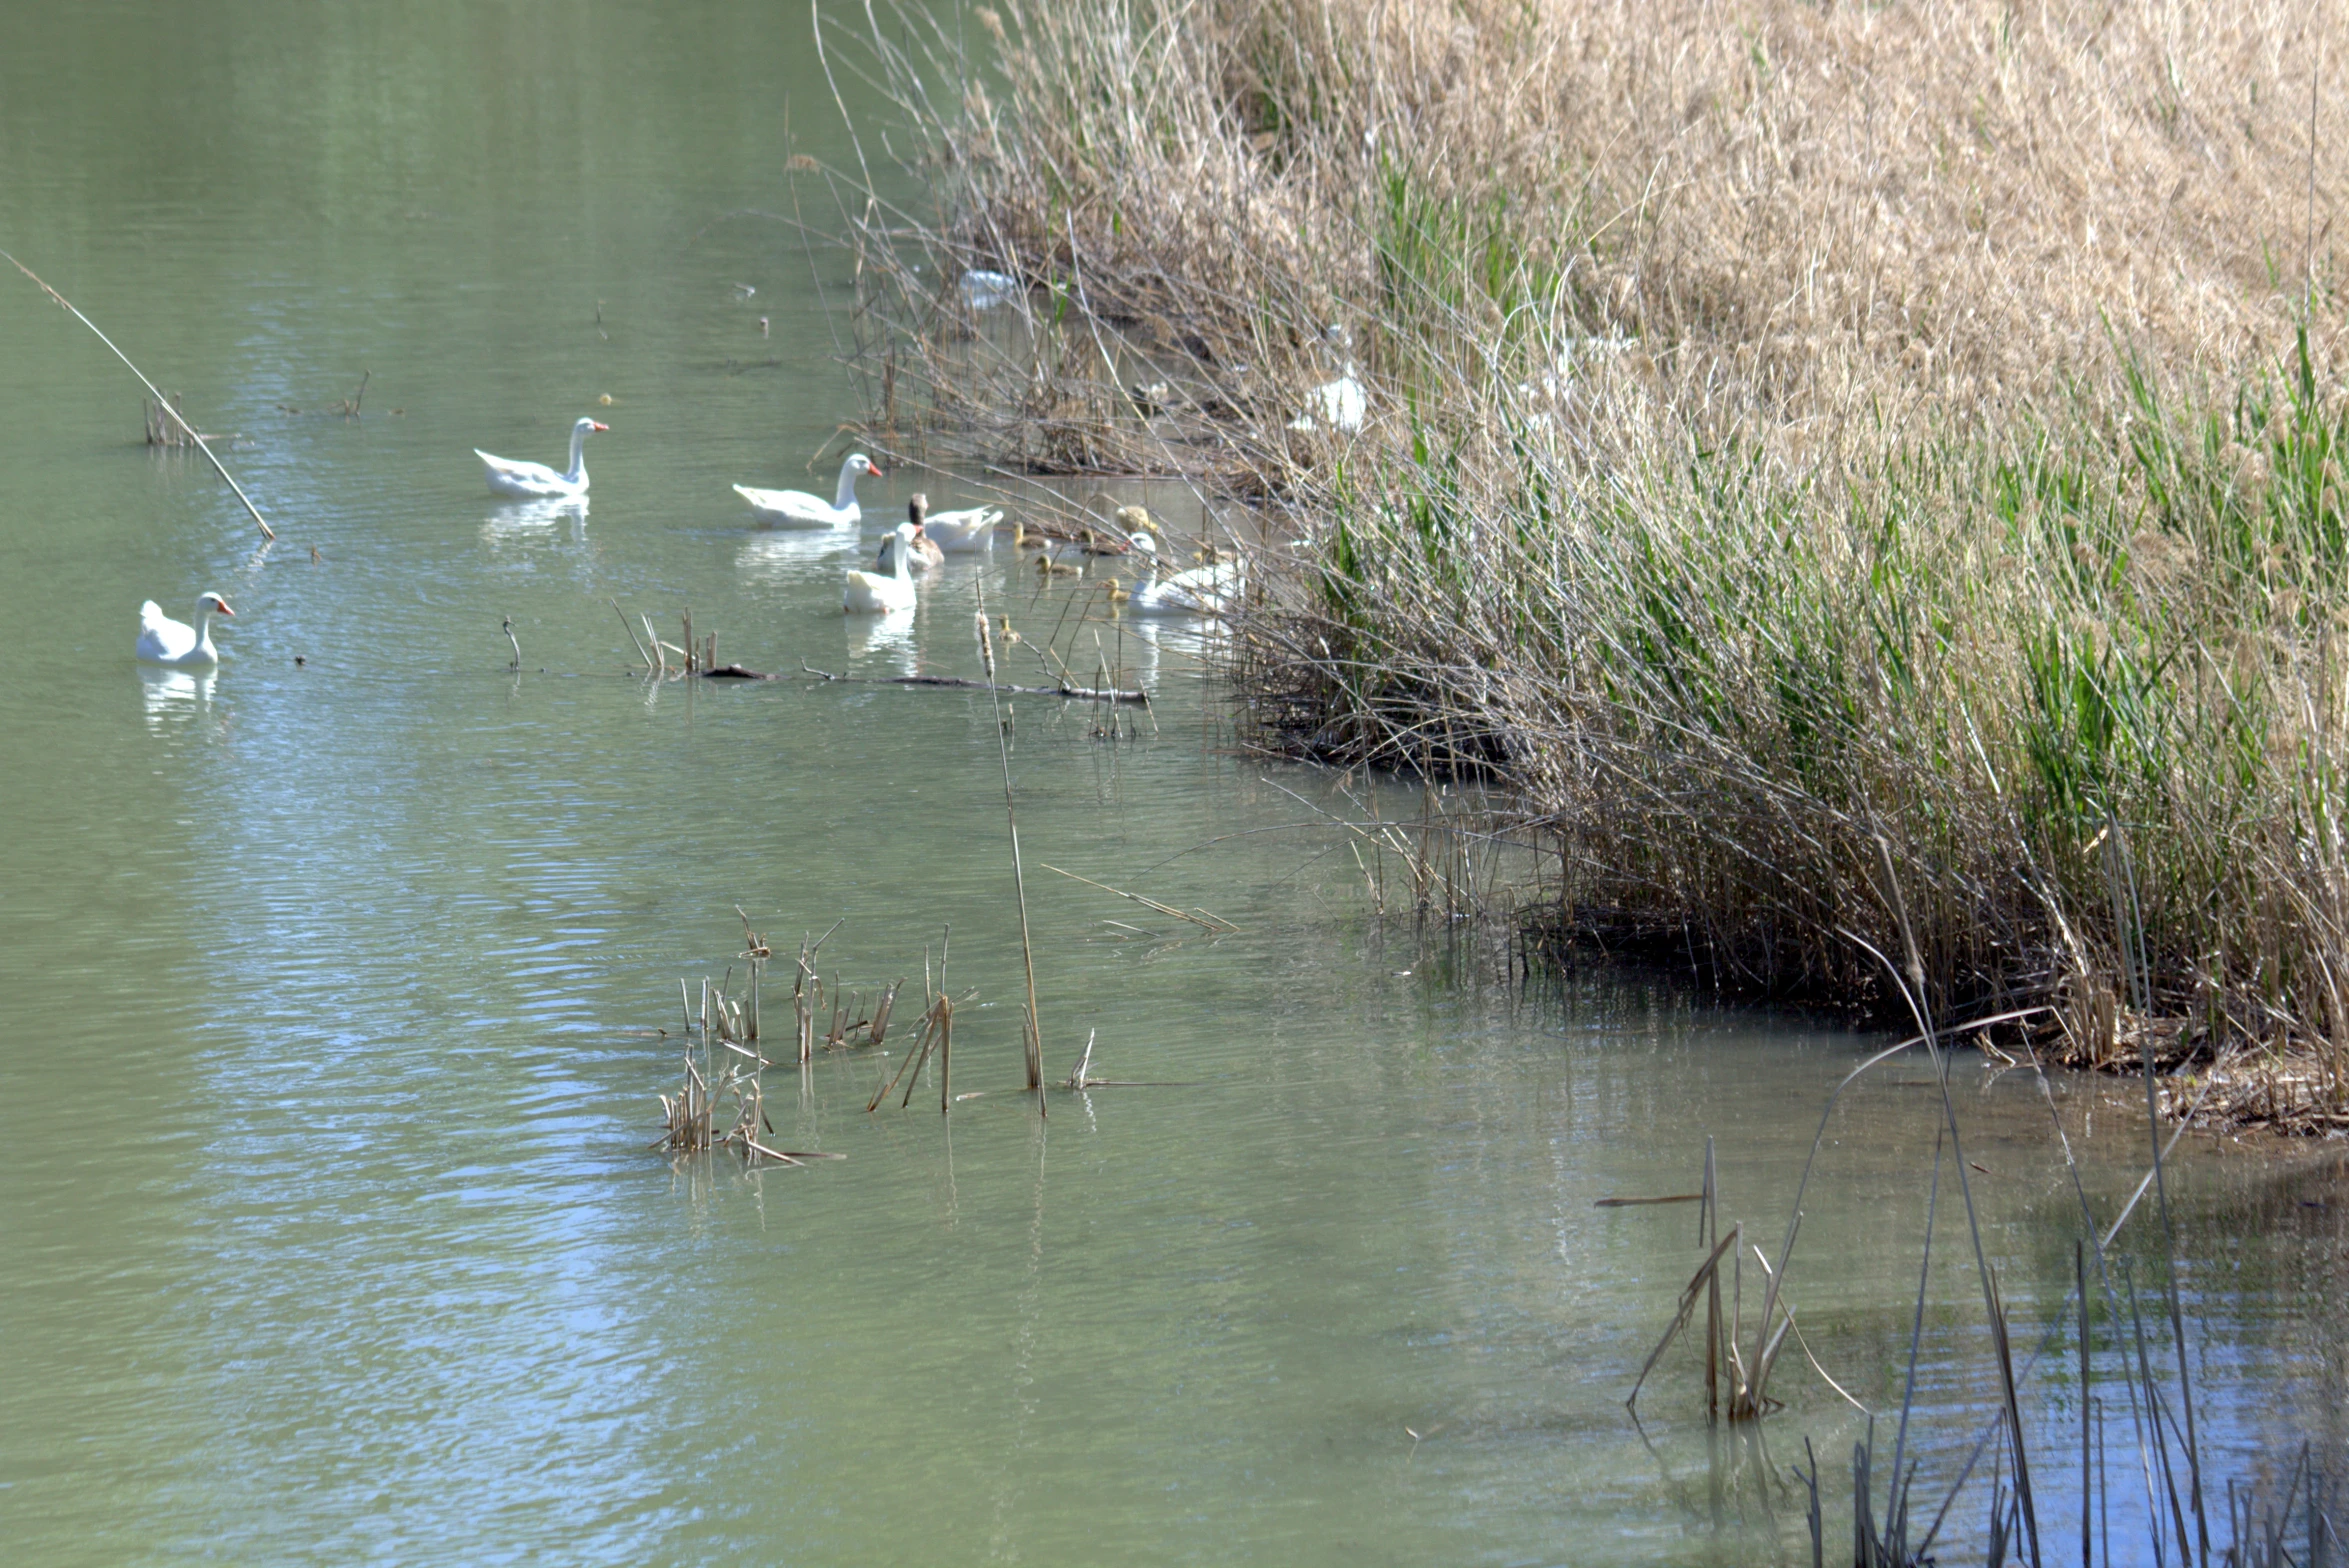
<box><xmin>476</xmin><ymin>416</ymin><xmax>607</xmax><ymax>498</ymax></box>
<box><xmin>961</xmin><ymin>269</ymin><xmax>1021</xmax><ymax>310</ymax></box>
<box><xmin>735</xmin><ymin>453</ymin><xmax>881</xmax><ymax>528</ymax></box>
<box><xmin>912</xmin><ymin>492</ymin><xmax>1003</xmax><ymax>553</ymax></box>
<box><xmin>844</xmin><ymin>521</ymin><xmax>922</xmax><ymax>614</ymax></box>
<box><xmin>1287</xmin><ymin>322</ymin><xmax>1366</xmax><ymax>435</ymax></box>
<box><xmin>136</xmin><ymin>593</ymin><xmax>234</xmax><ymax>666</ymax></box>
<box><xmin>1124</xmin><ymin>534</ymin><xmax>1242</xmax><ymax>617</ymax></box>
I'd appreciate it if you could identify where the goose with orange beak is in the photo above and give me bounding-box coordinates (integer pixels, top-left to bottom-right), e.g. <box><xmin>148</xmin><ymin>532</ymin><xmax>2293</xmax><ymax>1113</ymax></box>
<box><xmin>136</xmin><ymin>593</ymin><xmax>234</xmax><ymax>667</ymax></box>
<box><xmin>475</xmin><ymin>416</ymin><xmax>607</xmax><ymax>498</ymax></box>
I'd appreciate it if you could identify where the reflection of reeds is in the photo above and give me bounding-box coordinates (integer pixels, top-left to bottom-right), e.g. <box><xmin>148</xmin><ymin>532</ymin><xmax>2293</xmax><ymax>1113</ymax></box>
<box><xmin>1623</xmin><ymin>926</ymin><xmax>2329</xmax><ymax>1564</ymax></box>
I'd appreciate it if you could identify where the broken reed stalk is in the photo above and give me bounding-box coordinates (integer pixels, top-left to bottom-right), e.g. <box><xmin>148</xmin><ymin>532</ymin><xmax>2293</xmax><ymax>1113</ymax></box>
<box><xmin>1037</xmin><ymin>862</ymin><xmax>1238</xmax><ymax>932</ymax></box>
<box><xmin>1063</xmin><ymin>1027</ymin><xmax>1097</xmax><ymax>1090</ymax></box>
<box><xmin>865</xmin><ymin>989</ymin><xmax>957</xmax><ymax>1113</ymax></box>
<box><xmin>0</xmin><ymin>248</ymin><xmax>274</xmax><ymax>539</ymax></box>
<box><xmin>736</xmin><ymin>905</ymin><xmax>769</xmax><ymax>1041</ymax></box>
<box><xmin>614</xmin><ymin>599</ymin><xmax>654</xmax><ymax>670</ymax></box>
<box><xmin>976</xmin><ymin>594</ymin><xmax>1046</xmax><ymax>1108</ymax></box>
<box><xmin>937</xmin><ymin>924</ymin><xmax>952</xmax><ymax>1112</ymax></box>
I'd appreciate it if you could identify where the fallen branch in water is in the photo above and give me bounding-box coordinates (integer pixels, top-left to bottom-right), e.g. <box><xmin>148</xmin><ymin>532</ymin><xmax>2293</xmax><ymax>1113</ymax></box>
<box><xmin>708</xmin><ymin>659</ymin><xmax>1150</xmax><ymax>703</ymax></box>
<box><xmin>0</xmin><ymin>248</ymin><xmax>275</xmax><ymax>539</ymax></box>
<box><xmin>1038</xmin><ymin>862</ymin><xmax>1239</xmax><ymax>932</ymax></box>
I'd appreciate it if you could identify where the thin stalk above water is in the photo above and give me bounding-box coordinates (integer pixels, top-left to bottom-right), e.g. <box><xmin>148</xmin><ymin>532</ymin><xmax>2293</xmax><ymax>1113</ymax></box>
<box><xmin>977</xmin><ymin>592</ymin><xmax>1046</xmax><ymax>1107</ymax></box>
<box><xmin>1</xmin><ymin>248</ymin><xmax>275</xmax><ymax>540</ymax></box>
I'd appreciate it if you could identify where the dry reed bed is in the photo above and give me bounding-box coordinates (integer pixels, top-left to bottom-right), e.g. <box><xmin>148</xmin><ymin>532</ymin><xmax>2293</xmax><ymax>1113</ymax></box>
<box><xmin>821</xmin><ymin>0</ymin><xmax>2349</xmax><ymax>1127</ymax></box>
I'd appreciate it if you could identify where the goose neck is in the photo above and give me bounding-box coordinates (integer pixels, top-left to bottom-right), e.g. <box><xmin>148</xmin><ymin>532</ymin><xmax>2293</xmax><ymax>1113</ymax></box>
<box><xmin>565</xmin><ymin>425</ymin><xmax>590</xmax><ymax>484</ymax></box>
<box><xmin>834</xmin><ymin>460</ymin><xmax>863</xmax><ymax>511</ymax></box>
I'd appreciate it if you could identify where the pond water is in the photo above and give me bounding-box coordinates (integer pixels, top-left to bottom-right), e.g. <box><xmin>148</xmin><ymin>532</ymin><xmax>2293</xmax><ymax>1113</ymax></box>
<box><xmin>2</xmin><ymin>5</ymin><xmax>2344</xmax><ymax>1564</ymax></box>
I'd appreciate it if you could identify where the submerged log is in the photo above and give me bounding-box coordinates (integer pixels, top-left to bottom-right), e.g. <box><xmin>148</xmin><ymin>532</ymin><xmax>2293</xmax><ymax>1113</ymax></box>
<box><xmin>697</xmin><ymin>660</ymin><xmax>1149</xmax><ymax>704</ymax></box>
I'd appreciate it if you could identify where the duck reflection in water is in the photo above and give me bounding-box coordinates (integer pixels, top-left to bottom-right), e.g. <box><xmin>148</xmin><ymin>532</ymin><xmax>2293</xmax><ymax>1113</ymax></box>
<box><xmin>480</xmin><ymin>494</ymin><xmax>588</xmax><ymax>547</ymax></box>
<box><xmin>138</xmin><ymin>665</ymin><xmax>214</xmax><ymax>734</ymax></box>
<box><xmin>841</xmin><ymin>601</ymin><xmax>919</xmax><ymax>678</ymax></box>
<box><xmin>736</xmin><ymin>526</ymin><xmax>853</xmax><ymax>585</ymax></box>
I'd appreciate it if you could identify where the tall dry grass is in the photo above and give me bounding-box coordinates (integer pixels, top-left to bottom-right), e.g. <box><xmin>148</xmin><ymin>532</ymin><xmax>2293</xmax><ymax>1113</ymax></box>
<box><xmin>827</xmin><ymin>0</ymin><xmax>2349</xmax><ymax>1120</ymax></box>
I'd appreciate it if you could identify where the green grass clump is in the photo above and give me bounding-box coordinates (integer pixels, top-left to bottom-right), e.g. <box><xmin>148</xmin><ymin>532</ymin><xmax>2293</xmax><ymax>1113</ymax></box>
<box><xmin>1256</xmin><ymin>331</ymin><xmax>2349</xmax><ymax>1091</ymax></box>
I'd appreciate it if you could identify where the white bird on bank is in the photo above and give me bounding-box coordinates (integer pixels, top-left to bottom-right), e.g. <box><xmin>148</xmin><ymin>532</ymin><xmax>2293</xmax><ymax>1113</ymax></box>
<box><xmin>961</xmin><ymin>269</ymin><xmax>1021</xmax><ymax>310</ymax></box>
<box><xmin>1124</xmin><ymin>535</ymin><xmax>1242</xmax><ymax>616</ymax></box>
<box><xmin>735</xmin><ymin>452</ymin><xmax>882</xmax><ymax>528</ymax></box>
<box><xmin>844</xmin><ymin>521</ymin><xmax>922</xmax><ymax>614</ymax></box>
<box><xmin>136</xmin><ymin>593</ymin><xmax>234</xmax><ymax>666</ymax></box>
<box><xmin>1288</xmin><ymin>322</ymin><xmax>1366</xmax><ymax>435</ymax></box>
<box><xmin>475</xmin><ymin>416</ymin><xmax>607</xmax><ymax>497</ymax></box>
<box><xmin>913</xmin><ymin>493</ymin><xmax>1003</xmax><ymax>553</ymax></box>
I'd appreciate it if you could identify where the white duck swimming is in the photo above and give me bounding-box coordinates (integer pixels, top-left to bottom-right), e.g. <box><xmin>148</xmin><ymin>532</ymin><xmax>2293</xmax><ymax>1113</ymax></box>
<box><xmin>136</xmin><ymin>593</ymin><xmax>234</xmax><ymax>666</ymax></box>
<box><xmin>1124</xmin><ymin>534</ymin><xmax>1242</xmax><ymax>616</ymax></box>
<box><xmin>844</xmin><ymin>521</ymin><xmax>922</xmax><ymax>614</ymax></box>
<box><xmin>735</xmin><ymin>453</ymin><xmax>882</xmax><ymax>528</ymax></box>
<box><xmin>476</xmin><ymin>416</ymin><xmax>607</xmax><ymax>497</ymax></box>
<box><xmin>912</xmin><ymin>492</ymin><xmax>1003</xmax><ymax>553</ymax></box>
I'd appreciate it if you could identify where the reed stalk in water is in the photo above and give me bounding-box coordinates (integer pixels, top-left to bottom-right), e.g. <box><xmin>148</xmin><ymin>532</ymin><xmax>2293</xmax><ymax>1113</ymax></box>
<box><xmin>1</xmin><ymin>248</ymin><xmax>275</xmax><ymax>539</ymax></box>
<box><xmin>977</xmin><ymin>596</ymin><xmax>1047</xmax><ymax>1106</ymax></box>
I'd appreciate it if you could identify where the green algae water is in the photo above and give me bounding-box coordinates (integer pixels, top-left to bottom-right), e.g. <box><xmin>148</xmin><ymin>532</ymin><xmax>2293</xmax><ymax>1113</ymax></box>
<box><xmin>2</xmin><ymin>5</ymin><xmax>2345</xmax><ymax>1563</ymax></box>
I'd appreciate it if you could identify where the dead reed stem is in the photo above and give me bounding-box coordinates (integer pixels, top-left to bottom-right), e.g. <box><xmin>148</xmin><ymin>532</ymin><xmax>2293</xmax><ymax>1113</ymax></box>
<box><xmin>1</xmin><ymin>248</ymin><xmax>275</xmax><ymax>539</ymax></box>
<box><xmin>1036</xmin><ymin>863</ymin><xmax>1238</xmax><ymax>933</ymax></box>
<box><xmin>977</xmin><ymin>595</ymin><xmax>1046</xmax><ymax>1106</ymax></box>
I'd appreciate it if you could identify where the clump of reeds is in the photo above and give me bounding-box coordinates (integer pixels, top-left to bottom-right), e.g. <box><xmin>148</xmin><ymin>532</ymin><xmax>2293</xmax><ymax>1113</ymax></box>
<box><xmin>144</xmin><ymin>392</ymin><xmax>198</xmax><ymax>447</ymax></box>
<box><xmin>654</xmin><ymin>914</ymin><xmax>842</xmax><ymax>1168</ymax></box>
<box><xmin>613</xmin><ymin>605</ymin><xmax>723</xmax><ymax>679</ymax></box>
<box><xmin>656</xmin><ymin>972</ymin><xmax>776</xmax><ymax>1160</ymax></box>
<box><xmin>814</xmin><ymin>0</ymin><xmax>2349</xmax><ymax>1114</ymax></box>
